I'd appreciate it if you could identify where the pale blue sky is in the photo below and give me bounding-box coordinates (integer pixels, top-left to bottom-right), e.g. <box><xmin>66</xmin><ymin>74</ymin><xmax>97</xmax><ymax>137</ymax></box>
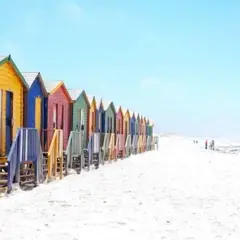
<box><xmin>1</xmin><ymin>0</ymin><xmax>240</xmax><ymax>138</ymax></box>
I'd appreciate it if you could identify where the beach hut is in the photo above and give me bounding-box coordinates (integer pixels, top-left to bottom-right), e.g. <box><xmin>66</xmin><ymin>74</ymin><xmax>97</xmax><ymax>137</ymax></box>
<box><xmin>135</xmin><ymin>112</ymin><xmax>140</xmax><ymax>136</ymax></box>
<box><xmin>143</xmin><ymin>116</ymin><xmax>146</xmax><ymax>136</ymax></box>
<box><xmin>88</xmin><ymin>95</ymin><xmax>97</xmax><ymax>137</ymax></box>
<box><xmin>115</xmin><ymin>105</ymin><xmax>124</xmax><ymax>158</ymax></box>
<box><xmin>122</xmin><ymin>108</ymin><xmax>130</xmax><ymax>139</ymax></box>
<box><xmin>44</xmin><ymin>81</ymin><xmax>72</xmax><ymax>150</ymax></box>
<box><xmin>95</xmin><ymin>98</ymin><xmax>104</xmax><ymax>133</ymax></box>
<box><xmin>102</xmin><ymin>100</ymin><xmax>116</xmax><ymax>160</ymax></box>
<box><xmin>22</xmin><ymin>72</ymin><xmax>47</xmax><ymax>132</ymax></box>
<box><xmin>146</xmin><ymin>118</ymin><xmax>149</xmax><ymax>136</ymax></box>
<box><xmin>0</xmin><ymin>55</ymin><xmax>28</xmax><ymax>156</ymax></box>
<box><xmin>122</xmin><ymin>108</ymin><xmax>131</xmax><ymax>156</ymax></box>
<box><xmin>140</xmin><ymin>115</ymin><xmax>144</xmax><ymax>135</ymax></box>
<box><xmin>102</xmin><ymin>101</ymin><xmax>116</xmax><ymax>133</ymax></box>
<box><xmin>149</xmin><ymin>119</ymin><xmax>154</xmax><ymax>136</ymax></box>
<box><xmin>68</xmin><ymin>89</ymin><xmax>90</xmax><ymax>149</ymax></box>
<box><xmin>129</xmin><ymin>110</ymin><xmax>136</xmax><ymax>139</ymax></box>
<box><xmin>116</xmin><ymin>106</ymin><xmax>123</xmax><ymax>135</ymax></box>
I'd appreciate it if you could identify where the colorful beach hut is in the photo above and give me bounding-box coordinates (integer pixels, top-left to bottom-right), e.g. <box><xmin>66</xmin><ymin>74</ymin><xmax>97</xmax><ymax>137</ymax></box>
<box><xmin>44</xmin><ymin>81</ymin><xmax>72</xmax><ymax>150</ymax></box>
<box><xmin>146</xmin><ymin>118</ymin><xmax>149</xmax><ymax>136</ymax></box>
<box><xmin>116</xmin><ymin>106</ymin><xmax>123</xmax><ymax>135</ymax></box>
<box><xmin>129</xmin><ymin>110</ymin><xmax>136</xmax><ymax>138</ymax></box>
<box><xmin>149</xmin><ymin>119</ymin><xmax>154</xmax><ymax>136</ymax></box>
<box><xmin>102</xmin><ymin>100</ymin><xmax>116</xmax><ymax>133</ymax></box>
<box><xmin>68</xmin><ymin>89</ymin><xmax>90</xmax><ymax>149</ymax></box>
<box><xmin>122</xmin><ymin>108</ymin><xmax>131</xmax><ymax>156</ymax></box>
<box><xmin>122</xmin><ymin>108</ymin><xmax>130</xmax><ymax>140</ymax></box>
<box><xmin>22</xmin><ymin>72</ymin><xmax>47</xmax><ymax>132</ymax></box>
<box><xmin>135</xmin><ymin>112</ymin><xmax>140</xmax><ymax>136</ymax></box>
<box><xmin>88</xmin><ymin>95</ymin><xmax>97</xmax><ymax>137</ymax></box>
<box><xmin>96</xmin><ymin>98</ymin><xmax>104</xmax><ymax>133</ymax></box>
<box><xmin>0</xmin><ymin>55</ymin><xmax>28</xmax><ymax>156</ymax></box>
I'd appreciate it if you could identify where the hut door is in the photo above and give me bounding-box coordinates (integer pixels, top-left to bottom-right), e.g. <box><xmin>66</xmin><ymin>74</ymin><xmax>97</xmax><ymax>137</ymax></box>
<box><xmin>80</xmin><ymin>109</ymin><xmax>84</xmax><ymax>131</ymax></box>
<box><xmin>53</xmin><ymin>103</ymin><xmax>57</xmax><ymax>129</ymax></box>
<box><xmin>124</xmin><ymin>121</ymin><xmax>127</xmax><ymax>140</ymax></box>
<box><xmin>35</xmin><ymin>97</ymin><xmax>41</xmax><ymax>132</ymax></box>
<box><xmin>118</xmin><ymin>119</ymin><xmax>120</xmax><ymax>134</ymax></box>
<box><xmin>6</xmin><ymin>91</ymin><xmax>13</xmax><ymax>155</ymax></box>
<box><xmin>91</xmin><ymin>111</ymin><xmax>95</xmax><ymax>133</ymax></box>
<box><xmin>98</xmin><ymin>112</ymin><xmax>101</xmax><ymax>132</ymax></box>
<box><xmin>61</xmin><ymin>105</ymin><xmax>64</xmax><ymax>130</ymax></box>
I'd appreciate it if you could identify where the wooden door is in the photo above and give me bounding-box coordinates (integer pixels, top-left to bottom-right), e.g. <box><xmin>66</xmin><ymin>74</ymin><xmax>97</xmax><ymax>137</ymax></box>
<box><xmin>35</xmin><ymin>97</ymin><xmax>41</xmax><ymax>132</ymax></box>
<box><xmin>6</xmin><ymin>91</ymin><xmax>13</xmax><ymax>154</ymax></box>
<box><xmin>53</xmin><ymin>103</ymin><xmax>58</xmax><ymax>129</ymax></box>
<box><xmin>98</xmin><ymin>112</ymin><xmax>101</xmax><ymax>132</ymax></box>
<box><xmin>124</xmin><ymin>121</ymin><xmax>127</xmax><ymax>141</ymax></box>
<box><xmin>61</xmin><ymin>105</ymin><xmax>64</xmax><ymax>130</ymax></box>
<box><xmin>91</xmin><ymin>111</ymin><xmax>95</xmax><ymax>132</ymax></box>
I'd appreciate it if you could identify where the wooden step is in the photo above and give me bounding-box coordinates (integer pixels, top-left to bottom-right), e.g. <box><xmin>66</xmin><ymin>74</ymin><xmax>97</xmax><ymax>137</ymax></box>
<box><xmin>0</xmin><ymin>172</ymin><xmax>7</xmax><ymax>176</ymax></box>
<box><xmin>0</xmin><ymin>179</ymin><xmax>7</xmax><ymax>184</ymax></box>
<box><xmin>0</xmin><ymin>164</ymin><xmax>7</xmax><ymax>168</ymax></box>
<box><xmin>0</xmin><ymin>157</ymin><xmax>7</xmax><ymax>164</ymax></box>
<box><xmin>20</xmin><ymin>174</ymin><xmax>35</xmax><ymax>178</ymax></box>
<box><xmin>20</xmin><ymin>180</ymin><xmax>35</xmax><ymax>185</ymax></box>
<box><xmin>0</xmin><ymin>186</ymin><xmax>7</xmax><ymax>194</ymax></box>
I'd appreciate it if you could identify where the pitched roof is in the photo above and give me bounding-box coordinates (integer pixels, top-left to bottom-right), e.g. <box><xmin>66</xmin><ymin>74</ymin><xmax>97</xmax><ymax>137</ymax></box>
<box><xmin>86</xmin><ymin>94</ymin><xmax>94</xmax><ymax>105</ymax></box>
<box><xmin>22</xmin><ymin>72</ymin><xmax>38</xmax><ymax>86</ymax></box>
<box><xmin>115</xmin><ymin>105</ymin><xmax>121</xmax><ymax>112</ymax></box>
<box><xmin>121</xmin><ymin>107</ymin><xmax>129</xmax><ymax>116</ymax></box>
<box><xmin>44</xmin><ymin>80</ymin><xmax>62</xmax><ymax>93</ymax></box>
<box><xmin>129</xmin><ymin>110</ymin><xmax>135</xmax><ymax>118</ymax></box>
<box><xmin>0</xmin><ymin>56</ymin><xmax>6</xmax><ymax>61</ymax></box>
<box><xmin>102</xmin><ymin>100</ymin><xmax>111</xmax><ymax>110</ymax></box>
<box><xmin>0</xmin><ymin>55</ymin><xmax>28</xmax><ymax>89</ymax></box>
<box><xmin>67</xmin><ymin>88</ymin><xmax>83</xmax><ymax>101</ymax></box>
<box><xmin>22</xmin><ymin>72</ymin><xmax>47</xmax><ymax>95</ymax></box>
<box><xmin>95</xmin><ymin>97</ymin><xmax>103</xmax><ymax>109</ymax></box>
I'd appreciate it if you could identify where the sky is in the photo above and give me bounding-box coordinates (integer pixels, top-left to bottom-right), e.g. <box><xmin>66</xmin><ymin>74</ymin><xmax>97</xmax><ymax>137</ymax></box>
<box><xmin>1</xmin><ymin>0</ymin><xmax>240</xmax><ymax>139</ymax></box>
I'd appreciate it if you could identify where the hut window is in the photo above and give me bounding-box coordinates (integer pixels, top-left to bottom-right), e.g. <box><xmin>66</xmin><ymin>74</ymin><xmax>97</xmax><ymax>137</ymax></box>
<box><xmin>53</xmin><ymin>104</ymin><xmax>57</xmax><ymax>128</ymax></box>
<box><xmin>118</xmin><ymin>119</ymin><xmax>120</xmax><ymax>133</ymax></box>
<box><xmin>99</xmin><ymin>112</ymin><xmax>101</xmax><ymax>131</ymax></box>
<box><xmin>110</xmin><ymin>117</ymin><xmax>112</xmax><ymax>132</ymax></box>
<box><xmin>61</xmin><ymin>105</ymin><xmax>64</xmax><ymax>130</ymax></box>
<box><xmin>107</xmin><ymin>117</ymin><xmax>110</xmax><ymax>132</ymax></box>
<box><xmin>92</xmin><ymin>111</ymin><xmax>95</xmax><ymax>131</ymax></box>
<box><xmin>77</xmin><ymin>109</ymin><xmax>81</xmax><ymax>130</ymax></box>
<box><xmin>80</xmin><ymin>109</ymin><xmax>84</xmax><ymax>129</ymax></box>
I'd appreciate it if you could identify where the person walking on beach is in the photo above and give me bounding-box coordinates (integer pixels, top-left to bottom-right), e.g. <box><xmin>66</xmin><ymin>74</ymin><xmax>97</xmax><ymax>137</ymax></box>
<box><xmin>211</xmin><ymin>140</ymin><xmax>215</xmax><ymax>150</ymax></box>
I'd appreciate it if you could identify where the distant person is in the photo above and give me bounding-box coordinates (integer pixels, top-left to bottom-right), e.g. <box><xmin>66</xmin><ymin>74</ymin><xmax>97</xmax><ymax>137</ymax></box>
<box><xmin>196</xmin><ymin>140</ymin><xmax>198</xmax><ymax>144</ymax></box>
<box><xmin>205</xmin><ymin>140</ymin><xmax>208</xmax><ymax>149</ymax></box>
<box><xmin>211</xmin><ymin>140</ymin><xmax>215</xmax><ymax>150</ymax></box>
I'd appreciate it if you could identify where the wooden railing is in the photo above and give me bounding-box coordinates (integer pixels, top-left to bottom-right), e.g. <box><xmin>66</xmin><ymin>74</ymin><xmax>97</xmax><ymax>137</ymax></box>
<box><xmin>108</xmin><ymin>133</ymin><xmax>115</xmax><ymax>160</ymax></box>
<box><xmin>146</xmin><ymin>136</ymin><xmax>152</xmax><ymax>151</ymax></box>
<box><xmin>125</xmin><ymin>134</ymin><xmax>132</xmax><ymax>157</ymax></box>
<box><xmin>131</xmin><ymin>135</ymin><xmax>138</xmax><ymax>155</ymax></box>
<box><xmin>115</xmin><ymin>134</ymin><xmax>124</xmax><ymax>159</ymax></box>
<box><xmin>101</xmin><ymin>133</ymin><xmax>110</xmax><ymax>162</ymax></box>
<box><xmin>7</xmin><ymin>128</ymin><xmax>43</xmax><ymax>192</ymax></box>
<box><xmin>137</xmin><ymin>135</ymin><xmax>143</xmax><ymax>153</ymax></box>
<box><xmin>47</xmin><ymin>129</ymin><xmax>63</xmax><ymax>180</ymax></box>
<box><xmin>65</xmin><ymin>131</ymin><xmax>82</xmax><ymax>170</ymax></box>
<box><xmin>40</xmin><ymin>129</ymin><xmax>54</xmax><ymax>152</ymax></box>
<box><xmin>143</xmin><ymin>135</ymin><xmax>147</xmax><ymax>152</ymax></box>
